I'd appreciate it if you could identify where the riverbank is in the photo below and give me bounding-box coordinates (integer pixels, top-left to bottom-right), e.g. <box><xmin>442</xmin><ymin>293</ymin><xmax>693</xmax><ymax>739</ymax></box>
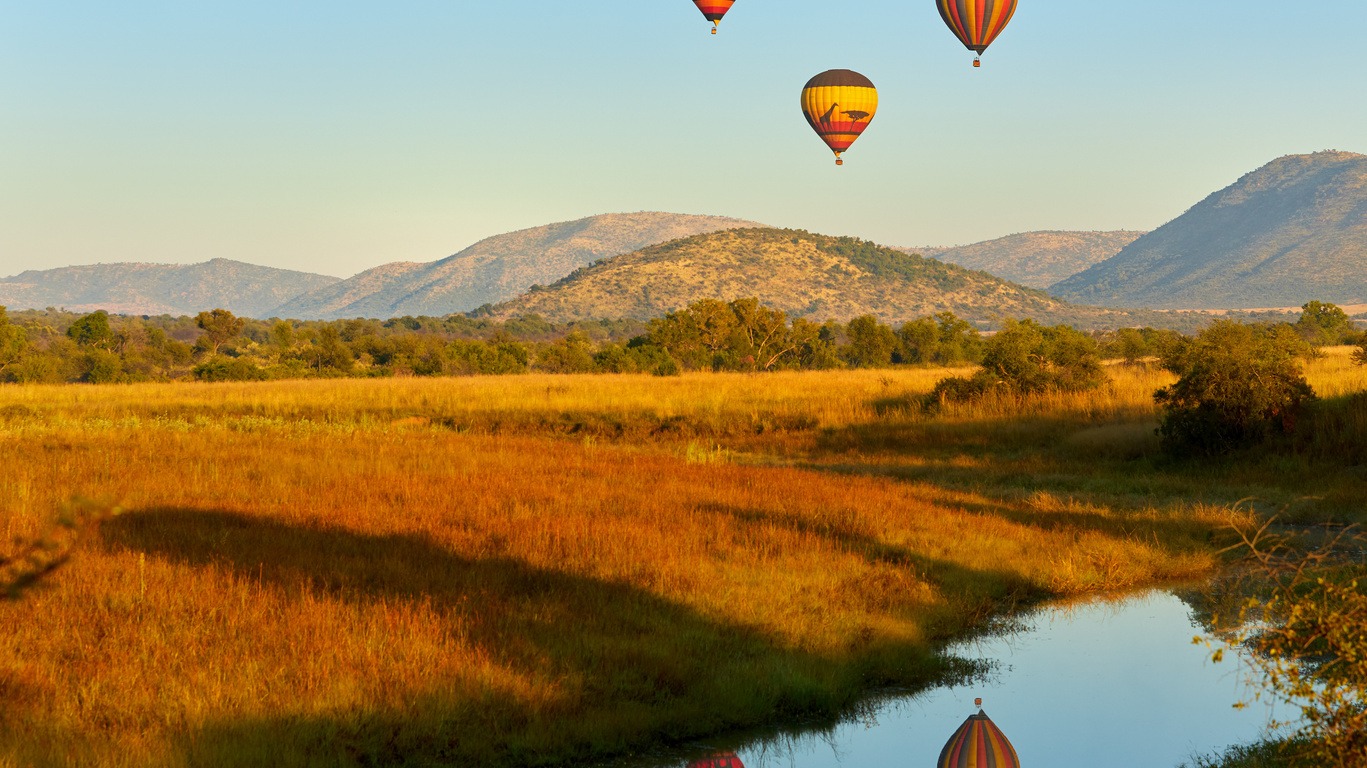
<box><xmin>2</xmin><ymin>352</ymin><xmax>1362</xmax><ymax>766</ymax></box>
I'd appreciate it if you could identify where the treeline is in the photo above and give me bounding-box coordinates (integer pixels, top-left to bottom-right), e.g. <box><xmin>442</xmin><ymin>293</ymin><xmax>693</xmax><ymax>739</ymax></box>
<box><xmin>0</xmin><ymin>299</ymin><xmax>1361</xmax><ymax>385</ymax></box>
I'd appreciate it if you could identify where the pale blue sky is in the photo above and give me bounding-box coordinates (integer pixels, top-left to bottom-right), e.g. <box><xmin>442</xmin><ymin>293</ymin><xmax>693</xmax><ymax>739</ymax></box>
<box><xmin>3</xmin><ymin>1</ymin><xmax>1365</xmax><ymax>278</ymax></box>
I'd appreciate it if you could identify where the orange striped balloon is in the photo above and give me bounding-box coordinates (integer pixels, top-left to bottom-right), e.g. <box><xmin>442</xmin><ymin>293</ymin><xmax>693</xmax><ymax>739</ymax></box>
<box><xmin>936</xmin><ymin>0</ymin><xmax>1018</xmax><ymax>67</ymax></box>
<box><xmin>693</xmin><ymin>0</ymin><xmax>736</xmax><ymax>34</ymax></box>
<box><xmin>800</xmin><ymin>70</ymin><xmax>878</xmax><ymax>166</ymax></box>
<box><xmin>937</xmin><ymin>709</ymin><xmax>1021</xmax><ymax>768</ymax></box>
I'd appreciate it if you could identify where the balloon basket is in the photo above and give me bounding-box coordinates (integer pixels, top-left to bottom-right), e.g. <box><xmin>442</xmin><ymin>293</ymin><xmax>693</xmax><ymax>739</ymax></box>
<box><xmin>711</xmin><ymin>27</ymin><xmax>717</xmax><ymax>35</ymax></box>
<box><xmin>973</xmin><ymin>57</ymin><xmax>981</xmax><ymax>68</ymax></box>
<box><xmin>835</xmin><ymin>158</ymin><xmax>843</xmax><ymax>166</ymax></box>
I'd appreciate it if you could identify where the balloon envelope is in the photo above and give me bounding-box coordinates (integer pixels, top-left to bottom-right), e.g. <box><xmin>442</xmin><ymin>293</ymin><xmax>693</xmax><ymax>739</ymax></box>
<box><xmin>937</xmin><ymin>710</ymin><xmax>1021</xmax><ymax>768</ymax></box>
<box><xmin>800</xmin><ymin>69</ymin><xmax>878</xmax><ymax>165</ymax></box>
<box><xmin>936</xmin><ymin>0</ymin><xmax>1018</xmax><ymax>61</ymax></box>
<box><xmin>693</xmin><ymin>0</ymin><xmax>736</xmax><ymax>32</ymax></box>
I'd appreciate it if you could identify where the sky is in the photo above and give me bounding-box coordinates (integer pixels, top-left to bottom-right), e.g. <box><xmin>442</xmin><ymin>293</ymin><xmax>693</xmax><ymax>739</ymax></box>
<box><xmin>3</xmin><ymin>1</ymin><xmax>1366</xmax><ymax>278</ymax></box>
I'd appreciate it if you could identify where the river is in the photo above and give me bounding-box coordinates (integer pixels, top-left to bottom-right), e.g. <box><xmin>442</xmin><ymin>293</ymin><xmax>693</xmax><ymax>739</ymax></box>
<box><xmin>633</xmin><ymin>589</ymin><xmax>1289</xmax><ymax>768</ymax></box>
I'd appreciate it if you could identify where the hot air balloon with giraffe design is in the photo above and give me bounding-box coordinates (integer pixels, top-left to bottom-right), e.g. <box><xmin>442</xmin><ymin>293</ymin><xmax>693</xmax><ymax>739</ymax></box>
<box><xmin>937</xmin><ymin>698</ymin><xmax>1020</xmax><ymax>768</ymax></box>
<box><xmin>688</xmin><ymin>751</ymin><xmax>744</xmax><ymax>768</ymax></box>
<box><xmin>936</xmin><ymin>0</ymin><xmax>1018</xmax><ymax>67</ymax></box>
<box><xmin>800</xmin><ymin>69</ymin><xmax>878</xmax><ymax>166</ymax></box>
<box><xmin>693</xmin><ymin>0</ymin><xmax>736</xmax><ymax>34</ymax></box>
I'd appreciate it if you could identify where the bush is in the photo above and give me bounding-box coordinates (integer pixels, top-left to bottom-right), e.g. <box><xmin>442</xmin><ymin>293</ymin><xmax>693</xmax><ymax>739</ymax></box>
<box><xmin>928</xmin><ymin>320</ymin><xmax>1103</xmax><ymax>406</ymax></box>
<box><xmin>1155</xmin><ymin>321</ymin><xmax>1315</xmax><ymax>457</ymax></box>
<box><xmin>192</xmin><ymin>357</ymin><xmax>269</xmax><ymax>382</ymax></box>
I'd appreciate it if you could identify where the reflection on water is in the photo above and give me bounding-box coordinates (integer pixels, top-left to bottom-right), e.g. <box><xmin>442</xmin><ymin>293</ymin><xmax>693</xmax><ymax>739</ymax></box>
<box><xmin>652</xmin><ymin>590</ymin><xmax>1285</xmax><ymax>768</ymax></box>
<box><xmin>936</xmin><ymin>704</ymin><xmax>1019</xmax><ymax>767</ymax></box>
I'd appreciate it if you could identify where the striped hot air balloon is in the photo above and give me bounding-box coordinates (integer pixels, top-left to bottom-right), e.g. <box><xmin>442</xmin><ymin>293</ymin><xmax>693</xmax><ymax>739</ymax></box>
<box><xmin>935</xmin><ymin>0</ymin><xmax>1019</xmax><ymax>67</ymax></box>
<box><xmin>800</xmin><ymin>69</ymin><xmax>878</xmax><ymax>166</ymax></box>
<box><xmin>937</xmin><ymin>707</ymin><xmax>1020</xmax><ymax>768</ymax></box>
<box><xmin>688</xmin><ymin>752</ymin><xmax>745</xmax><ymax>768</ymax></box>
<box><xmin>693</xmin><ymin>0</ymin><xmax>736</xmax><ymax>34</ymax></box>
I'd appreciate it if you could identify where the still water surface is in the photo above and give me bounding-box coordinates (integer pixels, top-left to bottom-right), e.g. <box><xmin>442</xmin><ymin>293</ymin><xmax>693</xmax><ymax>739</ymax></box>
<box><xmin>652</xmin><ymin>590</ymin><xmax>1287</xmax><ymax>768</ymax></box>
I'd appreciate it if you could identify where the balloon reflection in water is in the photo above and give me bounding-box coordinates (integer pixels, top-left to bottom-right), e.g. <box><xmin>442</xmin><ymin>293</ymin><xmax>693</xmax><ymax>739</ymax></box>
<box><xmin>688</xmin><ymin>752</ymin><xmax>744</xmax><ymax>768</ymax></box>
<box><xmin>937</xmin><ymin>698</ymin><xmax>1020</xmax><ymax>767</ymax></box>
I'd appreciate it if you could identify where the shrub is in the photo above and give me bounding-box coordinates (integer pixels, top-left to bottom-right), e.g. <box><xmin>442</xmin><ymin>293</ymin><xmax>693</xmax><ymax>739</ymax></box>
<box><xmin>193</xmin><ymin>357</ymin><xmax>269</xmax><ymax>382</ymax></box>
<box><xmin>928</xmin><ymin>320</ymin><xmax>1103</xmax><ymax>406</ymax></box>
<box><xmin>1155</xmin><ymin>321</ymin><xmax>1315</xmax><ymax>457</ymax></box>
<box><xmin>1204</xmin><ymin>524</ymin><xmax>1367</xmax><ymax>768</ymax></box>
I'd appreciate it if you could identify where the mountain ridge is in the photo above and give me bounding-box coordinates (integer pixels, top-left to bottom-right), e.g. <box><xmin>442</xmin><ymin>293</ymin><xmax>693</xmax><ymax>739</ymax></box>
<box><xmin>480</xmin><ymin>227</ymin><xmax>1158</xmax><ymax>329</ymax></box>
<box><xmin>0</xmin><ymin>259</ymin><xmax>339</xmax><ymax>318</ymax></box>
<box><xmin>272</xmin><ymin>212</ymin><xmax>763</xmax><ymax>319</ymax></box>
<box><xmin>1052</xmin><ymin>151</ymin><xmax>1367</xmax><ymax>308</ymax></box>
<box><xmin>900</xmin><ymin>231</ymin><xmax>1146</xmax><ymax>289</ymax></box>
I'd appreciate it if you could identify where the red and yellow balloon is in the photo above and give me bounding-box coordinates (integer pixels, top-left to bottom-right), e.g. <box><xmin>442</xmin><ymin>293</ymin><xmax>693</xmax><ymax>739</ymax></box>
<box><xmin>800</xmin><ymin>70</ymin><xmax>878</xmax><ymax>166</ymax></box>
<box><xmin>936</xmin><ymin>0</ymin><xmax>1018</xmax><ymax>67</ymax></box>
<box><xmin>693</xmin><ymin>0</ymin><xmax>736</xmax><ymax>34</ymax></box>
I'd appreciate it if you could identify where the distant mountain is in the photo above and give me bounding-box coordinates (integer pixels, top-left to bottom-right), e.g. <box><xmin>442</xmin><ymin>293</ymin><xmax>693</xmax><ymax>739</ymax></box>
<box><xmin>1052</xmin><ymin>151</ymin><xmax>1367</xmax><ymax>308</ymax></box>
<box><xmin>274</xmin><ymin>212</ymin><xmax>761</xmax><ymax>319</ymax></box>
<box><xmin>0</xmin><ymin>259</ymin><xmax>339</xmax><ymax>318</ymax></box>
<box><xmin>482</xmin><ymin>227</ymin><xmax>1163</xmax><ymax>328</ymax></box>
<box><xmin>900</xmin><ymin>231</ymin><xmax>1145</xmax><ymax>289</ymax></box>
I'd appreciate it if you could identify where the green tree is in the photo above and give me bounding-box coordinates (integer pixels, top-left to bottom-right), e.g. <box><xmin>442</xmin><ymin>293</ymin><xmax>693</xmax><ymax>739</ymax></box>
<box><xmin>66</xmin><ymin>311</ymin><xmax>114</xmax><ymax>349</ymax></box>
<box><xmin>0</xmin><ymin>306</ymin><xmax>29</xmax><ymax>379</ymax></box>
<box><xmin>900</xmin><ymin>312</ymin><xmax>984</xmax><ymax>365</ymax></box>
<box><xmin>842</xmin><ymin>315</ymin><xmax>899</xmax><ymax>368</ymax></box>
<box><xmin>534</xmin><ymin>332</ymin><xmax>596</xmax><ymax>373</ymax></box>
<box><xmin>1294</xmin><ymin>301</ymin><xmax>1357</xmax><ymax>347</ymax></box>
<box><xmin>307</xmin><ymin>325</ymin><xmax>354</xmax><ymax>373</ymax></box>
<box><xmin>728</xmin><ymin>298</ymin><xmax>798</xmax><ymax>370</ymax></box>
<box><xmin>270</xmin><ymin>321</ymin><xmax>296</xmax><ymax>358</ymax></box>
<box><xmin>1155</xmin><ymin>320</ymin><xmax>1316</xmax><ymax>457</ymax></box>
<box><xmin>195</xmin><ymin>309</ymin><xmax>246</xmax><ymax>356</ymax></box>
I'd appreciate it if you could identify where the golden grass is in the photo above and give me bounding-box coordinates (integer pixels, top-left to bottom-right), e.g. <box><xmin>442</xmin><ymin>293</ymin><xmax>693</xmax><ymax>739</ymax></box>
<box><xmin>0</xmin><ymin>351</ymin><xmax>1362</xmax><ymax>766</ymax></box>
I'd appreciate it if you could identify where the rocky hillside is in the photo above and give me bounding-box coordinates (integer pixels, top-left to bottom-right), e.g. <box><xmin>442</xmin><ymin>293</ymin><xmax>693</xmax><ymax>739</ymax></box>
<box><xmin>902</xmin><ymin>231</ymin><xmax>1144</xmax><ymax>289</ymax></box>
<box><xmin>0</xmin><ymin>259</ymin><xmax>338</xmax><ymax>318</ymax></box>
<box><xmin>482</xmin><ymin>227</ymin><xmax>1166</xmax><ymax>328</ymax></box>
<box><xmin>274</xmin><ymin>212</ymin><xmax>761</xmax><ymax>319</ymax></box>
<box><xmin>1052</xmin><ymin>151</ymin><xmax>1367</xmax><ymax>308</ymax></box>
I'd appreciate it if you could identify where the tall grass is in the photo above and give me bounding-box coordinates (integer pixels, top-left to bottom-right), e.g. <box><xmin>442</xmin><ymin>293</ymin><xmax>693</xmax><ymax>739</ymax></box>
<box><xmin>0</xmin><ymin>352</ymin><xmax>1362</xmax><ymax>767</ymax></box>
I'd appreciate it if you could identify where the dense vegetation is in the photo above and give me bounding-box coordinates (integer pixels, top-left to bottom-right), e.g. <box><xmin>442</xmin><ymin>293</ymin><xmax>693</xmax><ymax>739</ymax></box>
<box><xmin>2</xmin><ymin>299</ymin><xmax>1354</xmax><ymax>386</ymax></box>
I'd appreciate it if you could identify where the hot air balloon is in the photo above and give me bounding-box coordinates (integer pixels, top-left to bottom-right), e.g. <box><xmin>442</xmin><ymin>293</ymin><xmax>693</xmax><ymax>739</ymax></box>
<box><xmin>937</xmin><ymin>699</ymin><xmax>1020</xmax><ymax>768</ymax></box>
<box><xmin>936</xmin><ymin>0</ymin><xmax>1018</xmax><ymax>67</ymax></box>
<box><xmin>688</xmin><ymin>752</ymin><xmax>745</xmax><ymax>768</ymax></box>
<box><xmin>800</xmin><ymin>69</ymin><xmax>878</xmax><ymax>166</ymax></box>
<box><xmin>693</xmin><ymin>0</ymin><xmax>736</xmax><ymax>34</ymax></box>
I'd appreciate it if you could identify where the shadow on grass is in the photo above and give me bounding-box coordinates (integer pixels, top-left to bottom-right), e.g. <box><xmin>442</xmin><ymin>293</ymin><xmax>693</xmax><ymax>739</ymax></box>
<box><xmin>98</xmin><ymin>507</ymin><xmax>972</xmax><ymax>767</ymax></box>
<box><xmin>696</xmin><ymin>501</ymin><xmax>1045</xmax><ymax>620</ymax></box>
<box><xmin>814</xmin><ymin>418</ymin><xmax>1257</xmax><ymax>513</ymax></box>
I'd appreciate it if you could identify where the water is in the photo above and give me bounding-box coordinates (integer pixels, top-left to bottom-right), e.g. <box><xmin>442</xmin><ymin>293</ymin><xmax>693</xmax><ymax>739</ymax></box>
<box><xmin>658</xmin><ymin>590</ymin><xmax>1288</xmax><ymax>768</ymax></box>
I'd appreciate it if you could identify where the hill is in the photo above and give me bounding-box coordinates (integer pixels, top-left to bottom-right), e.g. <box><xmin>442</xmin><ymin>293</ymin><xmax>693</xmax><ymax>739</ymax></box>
<box><xmin>0</xmin><ymin>259</ymin><xmax>339</xmax><ymax>318</ymax></box>
<box><xmin>1052</xmin><ymin>151</ymin><xmax>1367</xmax><ymax>308</ymax></box>
<box><xmin>481</xmin><ymin>227</ymin><xmax>1172</xmax><ymax>328</ymax></box>
<box><xmin>273</xmin><ymin>212</ymin><xmax>760</xmax><ymax>319</ymax></box>
<box><xmin>902</xmin><ymin>231</ymin><xmax>1145</xmax><ymax>289</ymax></box>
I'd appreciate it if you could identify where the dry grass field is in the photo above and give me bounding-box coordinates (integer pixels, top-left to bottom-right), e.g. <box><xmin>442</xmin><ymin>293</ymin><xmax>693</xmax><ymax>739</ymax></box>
<box><xmin>1</xmin><ymin>349</ymin><xmax>1362</xmax><ymax>767</ymax></box>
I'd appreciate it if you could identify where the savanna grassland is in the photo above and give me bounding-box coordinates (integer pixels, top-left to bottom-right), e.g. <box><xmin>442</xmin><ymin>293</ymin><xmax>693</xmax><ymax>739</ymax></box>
<box><xmin>2</xmin><ymin>349</ymin><xmax>1365</xmax><ymax>767</ymax></box>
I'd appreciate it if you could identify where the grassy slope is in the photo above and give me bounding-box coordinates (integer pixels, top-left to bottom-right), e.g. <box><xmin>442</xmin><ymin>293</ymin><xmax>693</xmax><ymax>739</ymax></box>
<box><xmin>0</xmin><ymin>350</ymin><xmax>1363</xmax><ymax>767</ymax></box>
